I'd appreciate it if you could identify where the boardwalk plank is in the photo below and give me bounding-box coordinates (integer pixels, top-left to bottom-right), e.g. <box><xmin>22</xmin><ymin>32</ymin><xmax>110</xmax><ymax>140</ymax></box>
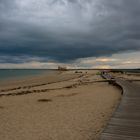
<box><xmin>101</xmin><ymin>133</ymin><xmax>140</xmax><ymax>140</ymax></box>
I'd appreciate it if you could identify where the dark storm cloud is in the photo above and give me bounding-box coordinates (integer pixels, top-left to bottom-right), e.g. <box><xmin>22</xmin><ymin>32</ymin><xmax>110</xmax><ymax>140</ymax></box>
<box><xmin>0</xmin><ymin>0</ymin><xmax>140</xmax><ymax>63</ymax></box>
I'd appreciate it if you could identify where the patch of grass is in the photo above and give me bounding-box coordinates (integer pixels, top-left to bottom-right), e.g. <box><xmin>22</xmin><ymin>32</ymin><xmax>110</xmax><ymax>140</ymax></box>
<box><xmin>96</xmin><ymin>72</ymin><xmax>101</xmax><ymax>75</ymax></box>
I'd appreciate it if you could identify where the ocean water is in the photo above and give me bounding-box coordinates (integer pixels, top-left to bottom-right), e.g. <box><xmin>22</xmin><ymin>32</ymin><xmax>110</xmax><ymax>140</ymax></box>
<box><xmin>0</xmin><ymin>69</ymin><xmax>53</xmax><ymax>80</ymax></box>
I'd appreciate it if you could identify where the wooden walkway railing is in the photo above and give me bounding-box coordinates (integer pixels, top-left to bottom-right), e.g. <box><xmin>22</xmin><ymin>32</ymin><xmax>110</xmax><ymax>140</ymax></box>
<box><xmin>100</xmin><ymin>74</ymin><xmax>140</xmax><ymax>140</ymax></box>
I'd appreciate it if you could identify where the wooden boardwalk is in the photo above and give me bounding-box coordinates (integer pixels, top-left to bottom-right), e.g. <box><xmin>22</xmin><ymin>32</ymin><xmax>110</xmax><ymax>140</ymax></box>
<box><xmin>100</xmin><ymin>75</ymin><xmax>140</xmax><ymax>140</ymax></box>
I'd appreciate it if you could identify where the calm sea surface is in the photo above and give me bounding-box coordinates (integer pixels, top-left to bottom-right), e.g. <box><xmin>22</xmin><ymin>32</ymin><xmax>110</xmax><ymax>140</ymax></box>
<box><xmin>0</xmin><ymin>69</ymin><xmax>53</xmax><ymax>80</ymax></box>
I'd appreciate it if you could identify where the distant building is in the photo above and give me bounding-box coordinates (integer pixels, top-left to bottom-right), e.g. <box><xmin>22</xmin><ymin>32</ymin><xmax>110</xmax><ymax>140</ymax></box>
<box><xmin>58</xmin><ymin>66</ymin><xmax>67</xmax><ymax>71</ymax></box>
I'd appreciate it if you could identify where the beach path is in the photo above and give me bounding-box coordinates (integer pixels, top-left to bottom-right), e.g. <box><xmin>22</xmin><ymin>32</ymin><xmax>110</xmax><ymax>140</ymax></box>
<box><xmin>100</xmin><ymin>78</ymin><xmax>140</xmax><ymax>140</ymax></box>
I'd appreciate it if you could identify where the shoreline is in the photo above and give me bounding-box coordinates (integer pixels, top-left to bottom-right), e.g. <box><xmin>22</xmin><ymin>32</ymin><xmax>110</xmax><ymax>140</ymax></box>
<box><xmin>0</xmin><ymin>69</ymin><xmax>57</xmax><ymax>83</ymax></box>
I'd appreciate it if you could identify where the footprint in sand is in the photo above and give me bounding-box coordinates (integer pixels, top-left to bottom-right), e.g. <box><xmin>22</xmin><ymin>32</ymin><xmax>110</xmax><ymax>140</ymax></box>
<box><xmin>37</xmin><ymin>99</ymin><xmax>52</xmax><ymax>102</ymax></box>
<box><xmin>0</xmin><ymin>106</ymin><xmax>4</xmax><ymax>109</ymax></box>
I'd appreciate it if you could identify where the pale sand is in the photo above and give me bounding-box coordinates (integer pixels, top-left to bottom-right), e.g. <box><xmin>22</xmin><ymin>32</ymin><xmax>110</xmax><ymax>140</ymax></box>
<box><xmin>110</xmin><ymin>72</ymin><xmax>140</xmax><ymax>81</ymax></box>
<box><xmin>0</xmin><ymin>70</ymin><xmax>121</xmax><ymax>140</ymax></box>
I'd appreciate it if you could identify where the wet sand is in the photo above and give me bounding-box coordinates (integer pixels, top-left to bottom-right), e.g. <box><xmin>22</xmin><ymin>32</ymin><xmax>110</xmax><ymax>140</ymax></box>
<box><xmin>0</xmin><ymin>70</ymin><xmax>121</xmax><ymax>140</ymax></box>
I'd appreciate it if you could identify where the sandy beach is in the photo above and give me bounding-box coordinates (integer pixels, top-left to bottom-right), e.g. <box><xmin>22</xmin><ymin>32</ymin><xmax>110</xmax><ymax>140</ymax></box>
<box><xmin>0</xmin><ymin>70</ymin><xmax>121</xmax><ymax>140</ymax></box>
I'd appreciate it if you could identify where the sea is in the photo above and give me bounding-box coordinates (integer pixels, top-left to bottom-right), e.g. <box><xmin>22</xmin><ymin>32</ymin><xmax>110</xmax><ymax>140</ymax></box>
<box><xmin>0</xmin><ymin>69</ymin><xmax>53</xmax><ymax>80</ymax></box>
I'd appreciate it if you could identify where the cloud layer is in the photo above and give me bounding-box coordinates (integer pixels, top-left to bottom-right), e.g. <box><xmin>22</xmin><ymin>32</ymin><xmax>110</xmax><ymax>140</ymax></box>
<box><xmin>0</xmin><ymin>51</ymin><xmax>139</xmax><ymax>69</ymax></box>
<box><xmin>0</xmin><ymin>0</ymin><xmax>140</xmax><ymax>68</ymax></box>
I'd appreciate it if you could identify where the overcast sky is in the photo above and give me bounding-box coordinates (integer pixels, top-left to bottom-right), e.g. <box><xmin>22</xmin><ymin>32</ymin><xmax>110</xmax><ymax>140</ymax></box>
<box><xmin>0</xmin><ymin>0</ymin><xmax>140</xmax><ymax>68</ymax></box>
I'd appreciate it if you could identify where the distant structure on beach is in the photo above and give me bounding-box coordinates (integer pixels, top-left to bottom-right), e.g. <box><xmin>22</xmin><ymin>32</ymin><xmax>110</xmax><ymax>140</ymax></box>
<box><xmin>58</xmin><ymin>66</ymin><xmax>67</xmax><ymax>71</ymax></box>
